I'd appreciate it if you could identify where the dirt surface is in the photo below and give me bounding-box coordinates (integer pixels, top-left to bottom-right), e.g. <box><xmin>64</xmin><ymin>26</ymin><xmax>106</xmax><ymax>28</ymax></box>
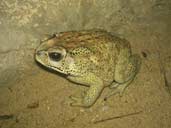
<box><xmin>0</xmin><ymin>29</ymin><xmax>171</xmax><ymax>128</ymax></box>
<box><xmin>0</xmin><ymin>0</ymin><xmax>171</xmax><ymax>128</ymax></box>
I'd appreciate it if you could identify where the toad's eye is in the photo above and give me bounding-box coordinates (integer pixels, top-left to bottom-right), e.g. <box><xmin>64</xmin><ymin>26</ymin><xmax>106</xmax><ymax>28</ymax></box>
<box><xmin>48</xmin><ymin>52</ymin><xmax>62</xmax><ymax>61</ymax></box>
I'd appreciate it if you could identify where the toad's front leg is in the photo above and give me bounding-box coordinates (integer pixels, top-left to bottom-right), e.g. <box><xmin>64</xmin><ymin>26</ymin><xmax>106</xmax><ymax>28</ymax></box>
<box><xmin>67</xmin><ymin>73</ymin><xmax>104</xmax><ymax>107</ymax></box>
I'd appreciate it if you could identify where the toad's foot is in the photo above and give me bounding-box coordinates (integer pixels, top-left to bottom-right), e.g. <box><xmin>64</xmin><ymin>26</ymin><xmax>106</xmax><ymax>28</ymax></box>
<box><xmin>105</xmin><ymin>79</ymin><xmax>133</xmax><ymax>99</ymax></box>
<box><xmin>69</xmin><ymin>96</ymin><xmax>83</xmax><ymax>107</ymax></box>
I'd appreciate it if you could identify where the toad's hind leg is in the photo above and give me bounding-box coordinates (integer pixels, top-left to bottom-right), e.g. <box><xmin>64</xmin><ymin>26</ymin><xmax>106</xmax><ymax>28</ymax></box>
<box><xmin>107</xmin><ymin>54</ymin><xmax>141</xmax><ymax>98</ymax></box>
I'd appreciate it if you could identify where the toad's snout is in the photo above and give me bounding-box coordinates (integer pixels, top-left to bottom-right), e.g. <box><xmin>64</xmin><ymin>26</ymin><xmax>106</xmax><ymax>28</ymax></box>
<box><xmin>35</xmin><ymin>50</ymin><xmax>49</xmax><ymax>65</ymax></box>
<box><xmin>36</xmin><ymin>50</ymin><xmax>48</xmax><ymax>57</ymax></box>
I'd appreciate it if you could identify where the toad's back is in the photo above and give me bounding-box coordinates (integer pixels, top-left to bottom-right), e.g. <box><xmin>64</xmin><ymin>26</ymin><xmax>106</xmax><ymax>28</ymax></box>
<box><xmin>52</xmin><ymin>29</ymin><xmax>131</xmax><ymax>84</ymax></box>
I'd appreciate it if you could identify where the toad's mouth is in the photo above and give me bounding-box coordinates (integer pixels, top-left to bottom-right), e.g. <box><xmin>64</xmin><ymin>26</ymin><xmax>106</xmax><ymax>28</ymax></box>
<box><xmin>47</xmin><ymin>64</ymin><xmax>70</xmax><ymax>75</ymax></box>
<box><xmin>47</xmin><ymin>64</ymin><xmax>81</xmax><ymax>77</ymax></box>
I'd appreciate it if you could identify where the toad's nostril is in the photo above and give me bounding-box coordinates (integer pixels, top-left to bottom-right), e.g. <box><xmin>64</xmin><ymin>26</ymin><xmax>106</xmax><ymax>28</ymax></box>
<box><xmin>36</xmin><ymin>51</ymin><xmax>42</xmax><ymax>56</ymax></box>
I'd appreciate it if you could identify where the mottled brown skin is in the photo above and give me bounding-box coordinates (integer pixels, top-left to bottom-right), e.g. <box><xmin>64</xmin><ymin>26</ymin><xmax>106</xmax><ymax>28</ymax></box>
<box><xmin>35</xmin><ymin>29</ymin><xmax>141</xmax><ymax>107</ymax></box>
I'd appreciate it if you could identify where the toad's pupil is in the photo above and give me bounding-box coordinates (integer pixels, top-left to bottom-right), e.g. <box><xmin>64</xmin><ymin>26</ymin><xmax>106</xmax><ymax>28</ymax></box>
<box><xmin>49</xmin><ymin>52</ymin><xmax>62</xmax><ymax>61</ymax></box>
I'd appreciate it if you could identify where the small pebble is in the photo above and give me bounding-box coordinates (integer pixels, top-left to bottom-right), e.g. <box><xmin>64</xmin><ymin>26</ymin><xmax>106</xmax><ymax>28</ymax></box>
<box><xmin>27</xmin><ymin>101</ymin><xmax>39</xmax><ymax>109</ymax></box>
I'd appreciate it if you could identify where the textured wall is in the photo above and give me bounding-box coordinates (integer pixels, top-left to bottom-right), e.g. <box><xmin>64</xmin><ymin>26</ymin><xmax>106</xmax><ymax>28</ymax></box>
<box><xmin>0</xmin><ymin>0</ymin><xmax>170</xmax><ymax>87</ymax></box>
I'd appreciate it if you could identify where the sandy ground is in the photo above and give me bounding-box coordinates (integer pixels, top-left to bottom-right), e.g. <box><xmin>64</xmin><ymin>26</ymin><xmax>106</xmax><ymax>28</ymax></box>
<box><xmin>0</xmin><ymin>29</ymin><xmax>171</xmax><ymax>128</ymax></box>
<box><xmin>0</xmin><ymin>0</ymin><xmax>171</xmax><ymax>128</ymax></box>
